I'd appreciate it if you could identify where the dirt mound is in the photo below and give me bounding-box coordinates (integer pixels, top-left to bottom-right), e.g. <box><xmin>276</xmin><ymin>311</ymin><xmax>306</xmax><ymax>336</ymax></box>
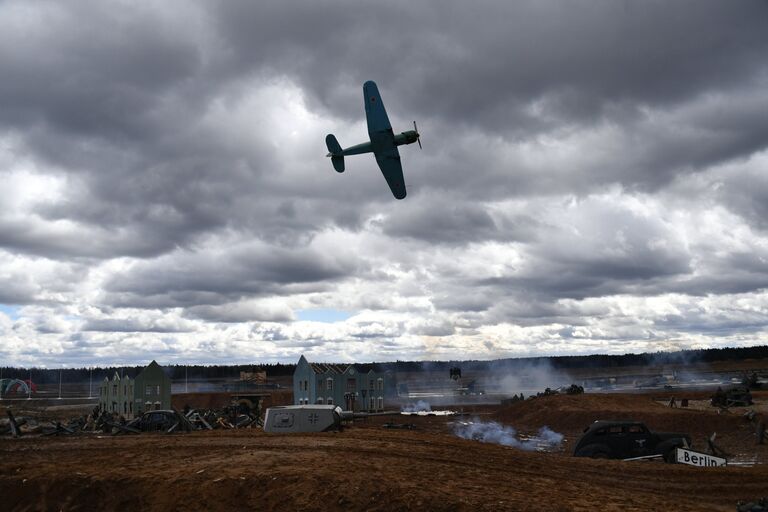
<box><xmin>2</xmin><ymin>427</ymin><xmax>767</xmax><ymax>511</ymax></box>
<box><xmin>494</xmin><ymin>393</ymin><xmax>753</xmax><ymax>446</ymax></box>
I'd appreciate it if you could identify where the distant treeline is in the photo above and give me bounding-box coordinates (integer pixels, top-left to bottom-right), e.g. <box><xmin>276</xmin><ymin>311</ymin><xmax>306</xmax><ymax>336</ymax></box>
<box><xmin>0</xmin><ymin>363</ymin><xmax>296</xmax><ymax>385</ymax></box>
<box><xmin>376</xmin><ymin>345</ymin><xmax>768</xmax><ymax>373</ymax></box>
<box><xmin>2</xmin><ymin>345</ymin><xmax>767</xmax><ymax>384</ymax></box>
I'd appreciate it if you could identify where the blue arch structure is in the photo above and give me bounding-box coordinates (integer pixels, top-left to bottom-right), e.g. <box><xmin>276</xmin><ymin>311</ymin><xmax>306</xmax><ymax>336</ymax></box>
<box><xmin>0</xmin><ymin>378</ymin><xmax>32</xmax><ymax>395</ymax></box>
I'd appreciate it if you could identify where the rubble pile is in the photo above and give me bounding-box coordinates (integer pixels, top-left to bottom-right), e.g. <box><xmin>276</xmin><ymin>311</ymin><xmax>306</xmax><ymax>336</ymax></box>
<box><xmin>1</xmin><ymin>404</ymin><xmax>263</xmax><ymax>437</ymax></box>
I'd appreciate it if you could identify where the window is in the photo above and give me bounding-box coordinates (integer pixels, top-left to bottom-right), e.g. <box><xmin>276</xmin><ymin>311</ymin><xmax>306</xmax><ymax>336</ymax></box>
<box><xmin>145</xmin><ymin>385</ymin><xmax>152</xmax><ymax>396</ymax></box>
<box><xmin>369</xmin><ymin>379</ymin><xmax>374</xmax><ymax>390</ymax></box>
<box><xmin>317</xmin><ymin>379</ymin><xmax>323</xmax><ymax>391</ymax></box>
<box><xmin>327</xmin><ymin>378</ymin><xmax>334</xmax><ymax>391</ymax></box>
<box><xmin>378</xmin><ymin>397</ymin><xmax>383</xmax><ymax>410</ymax></box>
<box><xmin>346</xmin><ymin>378</ymin><xmax>356</xmax><ymax>392</ymax></box>
<box><xmin>317</xmin><ymin>397</ymin><xmax>324</xmax><ymax>404</ymax></box>
<box><xmin>156</xmin><ymin>385</ymin><xmax>160</xmax><ymax>395</ymax></box>
<box><xmin>377</xmin><ymin>378</ymin><xmax>383</xmax><ymax>390</ymax></box>
<box><xmin>369</xmin><ymin>397</ymin><xmax>375</xmax><ymax>410</ymax></box>
<box><xmin>327</xmin><ymin>397</ymin><xmax>333</xmax><ymax>405</ymax></box>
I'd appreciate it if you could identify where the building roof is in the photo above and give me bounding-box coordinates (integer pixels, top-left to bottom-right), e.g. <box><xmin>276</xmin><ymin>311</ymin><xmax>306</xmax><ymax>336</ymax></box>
<box><xmin>309</xmin><ymin>362</ymin><xmax>349</xmax><ymax>374</ymax></box>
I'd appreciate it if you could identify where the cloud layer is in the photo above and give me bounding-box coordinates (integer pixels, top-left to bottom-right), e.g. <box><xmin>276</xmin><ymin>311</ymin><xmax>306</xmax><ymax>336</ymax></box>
<box><xmin>1</xmin><ymin>0</ymin><xmax>768</xmax><ymax>366</ymax></box>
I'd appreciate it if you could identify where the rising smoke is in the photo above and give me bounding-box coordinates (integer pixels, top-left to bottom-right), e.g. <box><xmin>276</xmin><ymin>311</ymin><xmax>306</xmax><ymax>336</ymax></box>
<box><xmin>401</xmin><ymin>400</ymin><xmax>432</xmax><ymax>413</ymax></box>
<box><xmin>453</xmin><ymin>419</ymin><xmax>564</xmax><ymax>452</ymax></box>
<box><xmin>487</xmin><ymin>358</ymin><xmax>571</xmax><ymax>396</ymax></box>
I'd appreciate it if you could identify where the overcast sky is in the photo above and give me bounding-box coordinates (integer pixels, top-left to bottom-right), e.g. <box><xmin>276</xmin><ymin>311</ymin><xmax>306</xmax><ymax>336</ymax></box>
<box><xmin>1</xmin><ymin>0</ymin><xmax>768</xmax><ymax>367</ymax></box>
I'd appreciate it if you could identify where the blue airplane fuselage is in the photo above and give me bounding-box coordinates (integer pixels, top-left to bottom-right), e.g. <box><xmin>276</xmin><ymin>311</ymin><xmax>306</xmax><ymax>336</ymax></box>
<box><xmin>338</xmin><ymin>130</ymin><xmax>419</xmax><ymax>156</ymax></box>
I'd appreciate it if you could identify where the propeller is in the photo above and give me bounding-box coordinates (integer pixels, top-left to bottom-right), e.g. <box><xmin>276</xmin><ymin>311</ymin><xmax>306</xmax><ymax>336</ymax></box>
<box><xmin>413</xmin><ymin>121</ymin><xmax>422</xmax><ymax>149</ymax></box>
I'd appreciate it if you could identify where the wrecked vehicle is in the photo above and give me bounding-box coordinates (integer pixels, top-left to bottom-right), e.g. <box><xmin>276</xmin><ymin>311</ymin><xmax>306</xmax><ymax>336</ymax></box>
<box><xmin>110</xmin><ymin>410</ymin><xmax>193</xmax><ymax>434</ymax></box>
<box><xmin>711</xmin><ymin>386</ymin><xmax>753</xmax><ymax>408</ymax></box>
<box><xmin>573</xmin><ymin>420</ymin><xmax>690</xmax><ymax>462</ymax></box>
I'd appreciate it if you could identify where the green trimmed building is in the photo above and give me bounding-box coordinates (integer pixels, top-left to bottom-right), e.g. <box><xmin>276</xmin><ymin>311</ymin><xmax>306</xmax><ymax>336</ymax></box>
<box><xmin>98</xmin><ymin>360</ymin><xmax>171</xmax><ymax>418</ymax></box>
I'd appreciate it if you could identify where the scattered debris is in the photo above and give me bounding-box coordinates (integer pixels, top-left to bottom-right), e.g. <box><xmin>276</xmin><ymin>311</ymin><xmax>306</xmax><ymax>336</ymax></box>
<box><xmin>706</xmin><ymin>433</ymin><xmax>731</xmax><ymax>458</ymax></box>
<box><xmin>744</xmin><ymin>410</ymin><xmax>768</xmax><ymax>445</ymax></box>
<box><xmin>737</xmin><ymin>497</ymin><xmax>768</xmax><ymax>512</ymax></box>
<box><xmin>382</xmin><ymin>423</ymin><xmax>417</xmax><ymax>430</ymax></box>
<box><xmin>42</xmin><ymin>421</ymin><xmax>77</xmax><ymax>436</ymax></box>
<box><xmin>710</xmin><ymin>386</ymin><xmax>753</xmax><ymax>408</ymax></box>
<box><xmin>6</xmin><ymin>410</ymin><xmax>22</xmax><ymax>438</ymax></box>
<box><xmin>2</xmin><ymin>403</ymin><xmax>263</xmax><ymax>438</ymax></box>
<box><xmin>741</xmin><ymin>371</ymin><xmax>762</xmax><ymax>390</ymax></box>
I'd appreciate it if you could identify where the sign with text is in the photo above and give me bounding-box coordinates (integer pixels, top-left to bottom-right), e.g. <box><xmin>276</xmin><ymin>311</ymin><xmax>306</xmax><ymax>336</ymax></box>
<box><xmin>675</xmin><ymin>448</ymin><xmax>727</xmax><ymax>467</ymax></box>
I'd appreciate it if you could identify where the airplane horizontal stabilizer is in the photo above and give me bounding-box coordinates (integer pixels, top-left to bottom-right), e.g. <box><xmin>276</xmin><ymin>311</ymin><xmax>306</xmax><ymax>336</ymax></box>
<box><xmin>325</xmin><ymin>134</ymin><xmax>345</xmax><ymax>173</ymax></box>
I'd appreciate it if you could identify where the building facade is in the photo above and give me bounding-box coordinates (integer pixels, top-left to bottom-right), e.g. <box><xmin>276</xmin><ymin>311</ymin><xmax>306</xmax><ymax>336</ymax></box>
<box><xmin>293</xmin><ymin>355</ymin><xmax>386</xmax><ymax>412</ymax></box>
<box><xmin>98</xmin><ymin>360</ymin><xmax>171</xmax><ymax>419</ymax></box>
<box><xmin>98</xmin><ymin>372</ymin><xmax>134</xmax><ymax>417</ymax></box>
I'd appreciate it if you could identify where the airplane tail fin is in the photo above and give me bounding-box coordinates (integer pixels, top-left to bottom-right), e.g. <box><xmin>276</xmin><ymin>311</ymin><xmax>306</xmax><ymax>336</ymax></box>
<box><xmin>325</xmin><ymin>134</ymin><xmax>345</xmax><ymax>173</ymax></box>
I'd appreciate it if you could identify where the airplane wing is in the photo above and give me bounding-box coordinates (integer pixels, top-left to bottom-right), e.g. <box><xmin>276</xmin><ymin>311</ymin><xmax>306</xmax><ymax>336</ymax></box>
<box><xmin>364</xmin><ymin>81</ymin><xmax>406</xmax><ymax>199</ymax></box>
<box><xmin>364</xmin><ymin>81</ymin><xmax>392</xmax><ymax>135</ymax></box>
<box><xmin>375</xmin><ymin>147</ymin><xmax>407</xmax><ymax>199</ymax></box>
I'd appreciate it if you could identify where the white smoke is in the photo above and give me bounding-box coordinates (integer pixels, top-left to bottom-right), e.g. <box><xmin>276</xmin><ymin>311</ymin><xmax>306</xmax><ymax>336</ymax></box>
<box><xmin>489</xmin><ymin>359</ymin><xmax>571</xmax><ymax>396</ymax></box>
<box><xmin>401</xmin><ymin>400</ymin><xmax>432</xmax><ymax>413</ymax></box>
<box><xmin>453</xmin><ymin>419</ymin><xmax>564</xmax><ymax>451</ymax></box>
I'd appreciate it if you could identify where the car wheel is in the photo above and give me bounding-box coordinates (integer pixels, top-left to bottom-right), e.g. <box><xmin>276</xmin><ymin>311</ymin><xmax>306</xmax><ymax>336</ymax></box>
<box><xmin>591</xmin><ymin>451</ymin><xmax>609</xmax><ymax>459</ymax></box>
<box><xmin>664</xmin><ymin>448</ymin><xmax>677</xmax><ymax>464</ymax></box>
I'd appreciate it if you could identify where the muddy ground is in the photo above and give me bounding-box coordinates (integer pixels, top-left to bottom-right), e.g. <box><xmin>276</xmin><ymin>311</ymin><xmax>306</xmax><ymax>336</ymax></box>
<box><xmin>2</xmin><ymin>390</ymin><xmax>767</xmax><ymax>511</ymax></box>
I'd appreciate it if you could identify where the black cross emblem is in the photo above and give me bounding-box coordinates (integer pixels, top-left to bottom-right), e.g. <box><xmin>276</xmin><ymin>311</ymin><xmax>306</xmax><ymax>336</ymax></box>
<box><xmin>308</xmin><ymin>413</ymin><xmax>319</xmax><ymax>425</ymax></box>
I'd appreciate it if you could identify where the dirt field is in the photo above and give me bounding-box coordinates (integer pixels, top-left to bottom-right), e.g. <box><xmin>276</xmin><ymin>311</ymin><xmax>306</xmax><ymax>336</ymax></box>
<box><xmin>2</xmin><ymin>390</ymin><xmax>767</xmax><ymax>511</ymax></box>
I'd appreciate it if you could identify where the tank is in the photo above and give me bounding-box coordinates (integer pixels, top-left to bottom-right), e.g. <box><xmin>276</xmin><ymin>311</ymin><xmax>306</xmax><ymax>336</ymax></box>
<box><xmin>263</xmin><ymin>405</ymin><xmax>350</xmax><ymax>433</ymax></box>
<box><xmin>263</xmin><ymin>405</ymin><xmax>397</xmax><ymax>433</ymax></box>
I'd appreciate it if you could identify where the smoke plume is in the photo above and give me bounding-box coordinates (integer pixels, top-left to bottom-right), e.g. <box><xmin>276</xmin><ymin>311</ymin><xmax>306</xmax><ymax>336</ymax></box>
<box><xmin>401</xmin><ymin>400</ymin><xmax>432</xmax><ymax>413</ymax></box>
<box><xmin>453</xmin><ymin>419</ymin><xmax>564</xmax><ymax>451</ymax></box>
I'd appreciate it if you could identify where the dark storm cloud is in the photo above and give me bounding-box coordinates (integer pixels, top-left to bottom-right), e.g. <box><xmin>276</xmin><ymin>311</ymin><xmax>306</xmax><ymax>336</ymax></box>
<box><xmin>103</xmin><ymin>242</ymin><xmax>358</xmax><ymax>308</ymax></box>
<box><xmin>208</xmin><ymin>0</ymin><xmax>768</xmax><ymax>193</ymax></box>
<box><xmin>0</xmin><ymin>2</ymin><xmax>204</xmax><ymax>141</ymax></box>
<box><xmin>717</xmin><ymin>163</ymin><xmax>768</xmax><ymax>232</ymax></box>
<box><xmin>2</xmin><ymin>0</ymin><xmax>766</xmax><ymax>259</ymax></box>
<box><xmin>186</xmin><ymin>303</ymin><xmax>294</xmax><ymax>323</ymax></box>
<box><xmin>2</xmin><ymin>0</ymin><xmax>768</xmax><ymax>366</ymax></box>
<box><xmin>0</xmin><ymin>278</ymin><xmax>37</xmax><ymax>305</ymax></box>
<box><xmin>213</xmin><ymin>1</ymin><xmax>768</xmax><ymax>120</ymax></box>
<box><xmin>82</xmin><ymin>318</ymin><xmax>192</xmax><ymax>333</ymax></box>
<box><xmin>382</xmin><ymin>201</ymin><xmax>499</xmax><ymax>244</ymax></box>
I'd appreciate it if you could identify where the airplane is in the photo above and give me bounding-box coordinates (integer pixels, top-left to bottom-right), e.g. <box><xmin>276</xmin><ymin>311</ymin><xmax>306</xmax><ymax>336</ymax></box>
<box><xmin>325</xmin><ymin>80</ymin><xmax>421</xmax><ymax>200</ymax></box>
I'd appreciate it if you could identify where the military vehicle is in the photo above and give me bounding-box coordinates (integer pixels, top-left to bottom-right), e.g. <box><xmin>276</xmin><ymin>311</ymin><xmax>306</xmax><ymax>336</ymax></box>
<box><xmin>263</xmin><ymin>404</ymin><xmax>398</xmax><ymax>433</ymax></box>
<box><xmin>573</xmin><ymin>420</ymin><xmax>691</xmax><ymax>462</ymax></box>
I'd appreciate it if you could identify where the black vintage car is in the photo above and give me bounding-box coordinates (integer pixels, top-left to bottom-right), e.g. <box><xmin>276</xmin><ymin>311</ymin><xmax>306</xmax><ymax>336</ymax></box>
<box><xmin>573</xmin><ymin>420</ymin><xmax>691</xmax><ymax>462</ymax></box>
